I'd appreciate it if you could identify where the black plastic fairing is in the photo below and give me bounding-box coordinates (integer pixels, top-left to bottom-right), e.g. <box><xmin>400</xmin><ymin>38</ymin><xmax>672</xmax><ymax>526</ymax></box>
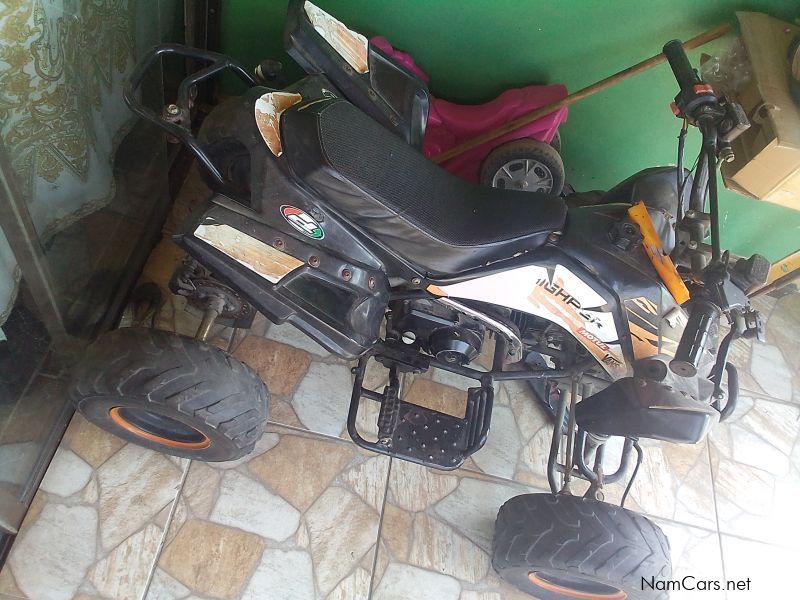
<box><xmin>575</xmin><ymin>377</ymin><xmax>719</xmax><ymax>443</ymax></box>
<box><xmin>283</xmin><ymin>0</ymin><xmax>429</xmax><ymax>147</ymax></box>
<box><xmin>173</xmin><ymin>198</ymin><xmax>389</xmax><ymax>359</ymax></box>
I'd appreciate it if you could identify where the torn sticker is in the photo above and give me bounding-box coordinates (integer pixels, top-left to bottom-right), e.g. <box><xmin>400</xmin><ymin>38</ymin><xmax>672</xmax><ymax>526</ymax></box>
<box><xmin>194</xmin><ymin>223</ymin><xmax>303</xmax><ymax>283</ymax></box>
<box><xmin>304</xmin><ymin>1</ymin><xmax>369</xmax><ymax>74</ymax></box>
<box><xmin>254</xmin><ymin>92</ymin><xmax>303</xmax><ymax>156</ymax></box>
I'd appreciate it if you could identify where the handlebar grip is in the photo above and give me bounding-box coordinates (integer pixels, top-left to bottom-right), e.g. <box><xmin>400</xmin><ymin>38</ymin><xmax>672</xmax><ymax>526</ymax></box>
<box><xmin>669</xmin><ymin>299</ymin><xmax>721</xmax><ymax>377</ymax></box>
<box><xmin>663</xmin><ymin>39</ymin><xmax>701</xmax><ymax>93</ymax></box>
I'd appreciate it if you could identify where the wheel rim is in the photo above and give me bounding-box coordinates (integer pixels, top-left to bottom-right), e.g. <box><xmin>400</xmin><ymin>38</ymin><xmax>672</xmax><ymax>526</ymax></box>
<box><xmin>492</xmin><ymin>158</ymin><xmax>553</xmax><ymax>192</ymax></box>
<box><xmin>109</xmin><ymin>407</ymin><xmax>211</xmax><ymax>450</ymax></box>
<box><xmin>528</xmin><ymin>571</ymin><xmax>627</xmax><ymax>599</ymax></box>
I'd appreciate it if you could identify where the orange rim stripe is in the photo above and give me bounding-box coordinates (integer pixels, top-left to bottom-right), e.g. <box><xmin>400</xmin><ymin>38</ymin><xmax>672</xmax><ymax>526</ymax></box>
<box><xmin>528</xmin><ymin>572</ymin><xmax>627</xmax><ymax>600</ymax></box>
<box><xmin>108</xmin><ymin>407</ymin><xmax>211</xmax><ymax>450</ymax></box>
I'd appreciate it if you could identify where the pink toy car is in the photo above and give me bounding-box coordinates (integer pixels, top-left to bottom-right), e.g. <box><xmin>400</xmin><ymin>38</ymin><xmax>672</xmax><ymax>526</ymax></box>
<box><xmin>283</xmin><ymin>0</ymin><xmax>568</xmax><ymax>195</ymax></box>
<box><xmin>371</xmin><ymin>36</ymin><xmax>569</xmax><ymax>195</ymax></box>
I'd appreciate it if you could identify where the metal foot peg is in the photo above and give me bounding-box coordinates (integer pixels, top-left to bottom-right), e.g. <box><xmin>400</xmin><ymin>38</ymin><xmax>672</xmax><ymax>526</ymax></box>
<box><xmin>347</xmin><ymin>354</ymin><xmax>494</xmax><ymax>470</ymax></box>
<box><xmin>376</xmin><ymin>367</ymin><xmax>401</xmax><ymax>446</ymax></box>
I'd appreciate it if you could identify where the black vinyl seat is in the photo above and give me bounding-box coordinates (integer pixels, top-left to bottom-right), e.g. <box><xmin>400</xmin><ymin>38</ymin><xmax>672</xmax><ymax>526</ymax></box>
<box><xmin>282</xmin><ymin>98</ymin><xmax>567</xmax><ymax>276</ymax></box>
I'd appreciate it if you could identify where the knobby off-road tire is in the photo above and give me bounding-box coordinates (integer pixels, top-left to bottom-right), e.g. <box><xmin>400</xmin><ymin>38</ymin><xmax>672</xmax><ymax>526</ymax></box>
<box><xmin>493</xmin><ymin>493</ymin><xmax>671</xmax><ymax>600</ymax></box>
<box><xmin>69</xmin><ymin>328</ymin><xmax>269</xmax><ymax>461</ymax></box>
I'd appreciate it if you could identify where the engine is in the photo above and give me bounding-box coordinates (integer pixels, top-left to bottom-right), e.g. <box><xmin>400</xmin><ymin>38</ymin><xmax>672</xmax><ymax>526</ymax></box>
<box><xmin>387</xmin><ymin>299</ymin><xmax>485</xmax><ymax>365</ymax></box>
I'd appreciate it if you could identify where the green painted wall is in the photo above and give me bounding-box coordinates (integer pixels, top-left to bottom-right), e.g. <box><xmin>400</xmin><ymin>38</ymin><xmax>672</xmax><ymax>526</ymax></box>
<box><xmin>221</xmin><ymin>0</ymin><xmax>800</xmax><ymax>261</ymax></box>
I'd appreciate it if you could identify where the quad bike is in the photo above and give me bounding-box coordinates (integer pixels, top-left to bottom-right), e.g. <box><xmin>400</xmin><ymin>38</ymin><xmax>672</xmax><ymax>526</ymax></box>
<box><xmin>68</xmin><ymin>11</ymin><xmax>767</xmax><ymax>598</ymax></box>
<box><xmin>281</xmin><ymin>0</ymin><xmax>568</xmax><ymax>194</ymax></box>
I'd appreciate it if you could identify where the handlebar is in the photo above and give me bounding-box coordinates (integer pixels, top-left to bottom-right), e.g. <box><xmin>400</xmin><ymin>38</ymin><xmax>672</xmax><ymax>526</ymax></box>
<box><xmin>670</xmin><ymin>299</ymin><xmax>721</xmax><ymax>377</ymax></box>
<box><xmin>662</xmin><ymin>40</ymin><xmax>701</xmax><ymax>95</ymax></box>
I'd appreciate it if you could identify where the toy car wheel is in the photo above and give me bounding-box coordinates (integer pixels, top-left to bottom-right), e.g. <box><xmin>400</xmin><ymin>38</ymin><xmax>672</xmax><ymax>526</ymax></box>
<box><xmin>480</xmin><ymin>139</ymin><xmax>565</xmax><ymax>195</ymax></box>
<box><xmin>493</xmin><ymin>493</ymin><xmax>671</xmax><ymax>600</ymax></box>
<box><xmin>69</xmin><ymin>327</ymin><xmax>269</xmax><ymax>461</ymax></box>
<box><xmin>550</xmin><ymin>129</ymin><xmax>562</xmax><ymax>153</ymax></box>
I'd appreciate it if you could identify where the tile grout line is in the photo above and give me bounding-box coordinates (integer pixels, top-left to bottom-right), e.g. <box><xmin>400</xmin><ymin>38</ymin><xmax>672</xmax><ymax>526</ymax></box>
<box><xmin>269</xmin><ymin>420</ymin><xmax>730</xmax><ymax>533</ymax></box>
<box><xmin>367</xmin><ymin>457</ymin><xmax>393</xmax><ymax>600</ymax></box>
<box><xmin>706</xmin><ymin>441</ymin><xmax>729</xmax><ymax>594</ymax></box>
<box><xmin>735</xmin><ymin>386</ymin><xmax>798</xmax><ymax>408</ymax></box>
<box><xmin>139</xmin><ymin>458</ymin><xmax>192</xmax><ymax>600</ymax></box>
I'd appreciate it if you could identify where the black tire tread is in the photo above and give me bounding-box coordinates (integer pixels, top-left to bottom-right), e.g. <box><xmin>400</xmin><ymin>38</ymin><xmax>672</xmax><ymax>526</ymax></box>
<box><xmin>70</xmin><ymin>328</ymin><xmax>268</xmax><ymax>455</ymax></box>
<box><xmin>493</xmin><ymin>493</ymin><xmax>671</xmax><ymax>600</ymax></box>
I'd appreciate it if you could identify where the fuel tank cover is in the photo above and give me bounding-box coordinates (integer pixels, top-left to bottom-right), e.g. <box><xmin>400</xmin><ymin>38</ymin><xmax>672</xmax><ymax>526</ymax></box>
<box><xmin>575</xmin><ymin>377</ymin><xmax>719</xmax><ymax>444</ymax></box>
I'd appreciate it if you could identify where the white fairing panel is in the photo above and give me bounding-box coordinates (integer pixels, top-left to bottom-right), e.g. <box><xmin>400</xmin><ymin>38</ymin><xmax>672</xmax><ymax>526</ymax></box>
<box><xmin>438</xmin><ymin>264</ymin><xmax>628</xmax><ymax>378</ymax></box>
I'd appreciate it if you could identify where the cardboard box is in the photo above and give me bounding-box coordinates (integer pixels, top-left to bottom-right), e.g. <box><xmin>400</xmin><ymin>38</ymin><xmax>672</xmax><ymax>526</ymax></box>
<box><xmin>720</xmin><ymin>12</ymin><xmax>800</xmax><ymax>210</ymax></box>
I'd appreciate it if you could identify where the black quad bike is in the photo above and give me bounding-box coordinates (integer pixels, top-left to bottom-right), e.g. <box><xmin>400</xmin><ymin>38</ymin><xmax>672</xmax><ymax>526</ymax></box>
<box><xmin>69</xmin><ymin>7</ymin><xmax>767</xmax><ymax>598</ymax></box>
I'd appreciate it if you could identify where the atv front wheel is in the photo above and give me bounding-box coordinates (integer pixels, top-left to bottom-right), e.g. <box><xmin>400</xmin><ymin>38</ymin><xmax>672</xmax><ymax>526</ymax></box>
<box><xmin>493</xmin><ymin>493</ymin><xmax>671</xmax><ymax>600</ymax></box>
<box><xmin>69</xmin><ymin>328</ymin><xmax>269</xmax><ymax>461</ymax></box>
<box><xmin>480</xmin><ymin>139</ymin><xmax>565</xmax><ymax>195</ymax></box>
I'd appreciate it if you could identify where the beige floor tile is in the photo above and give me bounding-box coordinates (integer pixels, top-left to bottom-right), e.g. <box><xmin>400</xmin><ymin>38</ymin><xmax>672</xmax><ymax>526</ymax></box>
<box><xmin>709</xmin><ymin>394</ymin><xmax>800</xmax><ymax>547</ymax></box>
<box><xmin>96</xmin><ymin>444</ymin><xmax>184</xmax><ymax>551</ymax></box>
<box><xmin>374</xmin><ymin>460</ymin><xmax>541</xmax><ymax>599</ymax></box>
<box><xmin>7</xmin><ymin>504</ymin><xmax>97</xmax><ymax>600</ymax></box>
<box><xmin>247</xmin><ymin>433</ymin><xmax>355</xmax><ymax>512</ymax></box>
<box><xmin>403</xmin><ymin>378</ymin><xmax>466</xmax><ymax>418</ymax></box>
<box><xmin>233</xmin><ymin>336</ymin><xmax>312</xmax><ymax>397</ymax></box>
<box><xmin>159</xmin><ymin>519</ymin><xmax>265</xmax><ymax>599</ymax></box>
<box><xmin>61</xmin><ymin>414</ymin><xmax>126</xmax><ymax>469</ymax></box>
<box><xmin>720</xmin><ymin>534</ymin><xmax>799</xmax><ymax>597</ymax></box>
<box><xmin>151</xmin><ymin>425</ymin><xmax>390</xmax><ymax>599</ymax></box>
<box><xmin>264</xmin><ymin>322</ymin><xmax>330</xmax><ymax>357</ymax></box>
<box><xmin>89</xmin><ymin>523</ymin><xmax>163</xmax><ymax>599</ymax></box>
<box><xmin>2</xmin><ymin>439</ymin><xmax>187</xmax><ymax>600</ymax></box>
<box><xmin>654</xmin><ymin>520</ymin><xmax>725</xmax><ymax>600</ymax></box>
<box><xmin>290</xmin><ymin>362</ymin><xmax>354</xmax><ymax>437</ymax></box>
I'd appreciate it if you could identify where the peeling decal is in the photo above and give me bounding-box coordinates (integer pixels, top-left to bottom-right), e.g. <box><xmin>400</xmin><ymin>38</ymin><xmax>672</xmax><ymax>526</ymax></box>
<box><xmin>577</xmin><ymin>327</ymin><xmax>609</xmax><ymax>352</ymax></box>
<box><xmin>254</xmin><ymin>92</ymin><xmax>303</xmax><ymax>156</ymax></box>
<box><xmin>304</xmin><ymin>1</ymin><xmax>369</xmax><ymax>74</ymax></box>
<box><xmin>624</xmin><ymin>296</ymin><xmax>687</xmax><ymax>359</ymax></box>
<box><xmin>194</xmin><ymin>223</ymin><xmax>303</xmax><ymax>283</ymax></box>
<box><xmin>281</xmin><ymin>205</ymin><xmax>324</xmax><ymax>239</ymax></box>
<box><xmin>527</xmin><ymin>273</ymin><xmax>626</xmax><ymax>376</ymax></box>
<box><xmin>625</xmin><ymin>297</ymin><xmax>660</xmax><ymax>359</ymax></box>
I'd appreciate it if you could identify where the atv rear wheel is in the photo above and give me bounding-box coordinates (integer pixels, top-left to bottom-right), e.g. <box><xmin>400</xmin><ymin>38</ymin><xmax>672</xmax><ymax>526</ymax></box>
<box><xmin>69</xmin><ymin>328</ymin><xmax>269</xmax><ymax>461</ymax></box>
<box><xmin>493</xmin><ymin>493</ymin><xmax>671</xmax><ymax>600</ymax></box>
<box><xmin>480</xmin><ymin>139</ymin><xmax>565</xmax><ymax>195</ymax></box>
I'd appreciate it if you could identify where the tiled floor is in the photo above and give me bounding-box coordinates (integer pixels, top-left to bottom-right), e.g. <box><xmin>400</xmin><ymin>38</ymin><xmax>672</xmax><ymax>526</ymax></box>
<box><xmin>1</xmin><ymin>171</ymin><xmax>799</xmax><ymax>599</ymax></box>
